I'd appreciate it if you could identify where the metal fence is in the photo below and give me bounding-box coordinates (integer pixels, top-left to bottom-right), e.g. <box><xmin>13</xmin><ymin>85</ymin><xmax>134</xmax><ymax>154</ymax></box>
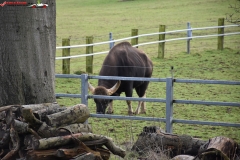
<box><xmin>55</xmin><ymin>74</ymin><xmax>240</xmax><ymax>133</ymax></box>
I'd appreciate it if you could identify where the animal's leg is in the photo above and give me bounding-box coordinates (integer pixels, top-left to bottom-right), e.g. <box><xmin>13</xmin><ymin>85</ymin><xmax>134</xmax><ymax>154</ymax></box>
<box><xmin>124</xmin><ymin>83</ymin><xmax>134</xmax><ymax>115</ymax></box>
<box><xmin>135</xmin><ymin>93</ymin><xmax>146</xmax><ymax>114</ymax></box>
<box><xmin>127</xmin><ymin>100</ymin><xmax>133</xmax><ymax>115</ymax></box>
<box><xmin>106</xmin><ymin>101</ymin><xmax>114</xmax><ymax>114</ymax></box>
<box><xmin>140</xmin><ymin>93</ymin><xmax>146</xmax><ymax>114</ymax></box>
<box><xmin>135</xmin><ymin>81</ymin><xmax>150</xmax><ymax>114</ymax></box>
<box><xmin>135</xmin><ymin>101</ymin><xmax>142</xmax><ymax>115</ymax></box>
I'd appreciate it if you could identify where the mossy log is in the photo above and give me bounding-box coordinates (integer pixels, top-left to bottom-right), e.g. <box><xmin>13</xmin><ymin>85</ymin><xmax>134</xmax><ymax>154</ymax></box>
<box><xmin>30</xmin><ymin>132</ymin><xmax>125</xmax><ymax>158</ymax></box>
<box><xmin>37</xmin><ymin>122</ymin><xmax>92</xmax><ymax>138</ymax></box>
<box><xmin>45</xmin><ymin>104</ymin><xmax>90</xmax><ymax>127</ymax></box>
<box><xmin>133</xmin><ymin>126</ymin><xmax>240</xmax><ymax>160</ymax></box>
<box><xmin>132</xmin><ymin>126</ymin><xmax>206</xmax><ymax>157</ymax></box>
<box><xmin>21</xmin><ymin>102</ymin><xmax>66</xmax><ymax>121</ymax></box>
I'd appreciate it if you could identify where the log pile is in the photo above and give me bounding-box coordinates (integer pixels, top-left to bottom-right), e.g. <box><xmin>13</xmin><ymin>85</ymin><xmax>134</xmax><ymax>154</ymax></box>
<box><xmin>0</xmin><ymin>103</ymin><xmax>126</xmax><ymax>160</ymax></box>
<box><xmin>132</xmin><ymin>126</ymin><xmax>240</xmax><ymax>160</ymax></box>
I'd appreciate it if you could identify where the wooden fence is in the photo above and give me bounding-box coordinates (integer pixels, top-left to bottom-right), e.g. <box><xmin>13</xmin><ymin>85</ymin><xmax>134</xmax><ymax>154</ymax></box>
<box><xmin>57</xmin><ymin>18</ymin><xmax>239</xmax><ymax>74</ymax></box>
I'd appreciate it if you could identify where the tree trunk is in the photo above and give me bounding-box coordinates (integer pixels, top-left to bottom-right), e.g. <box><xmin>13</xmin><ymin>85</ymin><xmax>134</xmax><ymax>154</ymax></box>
<box><xmin>0</xmin><ymin>0</ymin><xmax>56</xmax><ymax>106</ymax></box>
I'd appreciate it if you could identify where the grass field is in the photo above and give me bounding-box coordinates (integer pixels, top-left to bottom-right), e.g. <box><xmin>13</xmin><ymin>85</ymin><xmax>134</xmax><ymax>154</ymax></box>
<box><xmin>55</xmin><ymin>0</ymin><xmax>240</xmax><ymax>158</ymax></box>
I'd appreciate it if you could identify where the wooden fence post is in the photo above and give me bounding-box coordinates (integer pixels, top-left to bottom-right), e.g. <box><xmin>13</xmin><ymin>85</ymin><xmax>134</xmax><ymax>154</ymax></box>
<box><xmin>158</xmin><ymin>25</ymin><xmax>166</xmax><ymax>59</ymax></box>
<box><xmin>218</xmin><ymin>18</ymin><xmax>224</xmax><ymax>50</ymax></box>
<box><xmin>131</xmin><ymin>29</ymin><xmax>138</xmax><ymax>47</ymax></box>
<box><xmin>187</xmin><ymin>22</ymin><xmax>192</xmax><ymax>54</ymax></box>
<box><xmin>62</xmin><ymin>38</ymin><xmax>70</xmax><ymax>74</ymax></box>
<box><xmin>86</xmin><ymin>36</ymin><xmax>93</xmax><ymax>74</ymax></box>
<box><xmin>109</xmin><ymin>32</ymin><xmax>114</xmax><ymax>49</ymax></box>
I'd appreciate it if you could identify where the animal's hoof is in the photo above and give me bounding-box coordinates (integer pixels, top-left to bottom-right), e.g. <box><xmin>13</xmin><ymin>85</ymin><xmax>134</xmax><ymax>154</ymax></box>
<box><xmin>106</xmin><ymin>110</ymin><xmax>113</xmax><ymax>114</ymax></box>
<box><xmin>140</xmin><ymin>111</ymin><xmax>146</xmax><ymax>114</ymax></box>
<box><xmin>128</xmin><ymin>111</ymin><xmax>134</xmax><ymax>116</ymax></box>
<box><xmin>134</xmin><ymin>112</ymin><xmax>139</xmax><ymax>115</ymax></box>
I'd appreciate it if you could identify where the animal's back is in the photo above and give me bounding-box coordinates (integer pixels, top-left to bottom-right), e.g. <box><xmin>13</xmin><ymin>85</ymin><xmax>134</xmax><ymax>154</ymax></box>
<box><xmin>100</xmin><ymin>42</ymin><xmax>153</xmax><ymax>78</ymax></box>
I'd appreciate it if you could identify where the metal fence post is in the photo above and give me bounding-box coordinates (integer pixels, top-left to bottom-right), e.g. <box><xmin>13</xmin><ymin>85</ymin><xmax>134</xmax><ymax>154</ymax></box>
<box><xmin>81</xmin><ymin>74</ymin><xmax>88</xmax><ymax>106</ymax></box>
<box><xmin>166</xmin><ymin>77</ymin><xmax>173</xmax><ymax>133</ymax></box>
<box><xmin>187</xmin><ymin>22</ymin><xmax>192</xmax><ymax>54</ymax></box>
<box><xmin>81</xmin><ymin>74</ymin><xmax>89</xmax><ymax>124</ymax></box>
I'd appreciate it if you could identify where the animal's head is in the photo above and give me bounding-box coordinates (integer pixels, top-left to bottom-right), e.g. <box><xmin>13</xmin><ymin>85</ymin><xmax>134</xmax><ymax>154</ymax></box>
<box><xmin>88</xmin><ymin>81</ymin><xmax>121</xmax><ymax>114</ymax></box>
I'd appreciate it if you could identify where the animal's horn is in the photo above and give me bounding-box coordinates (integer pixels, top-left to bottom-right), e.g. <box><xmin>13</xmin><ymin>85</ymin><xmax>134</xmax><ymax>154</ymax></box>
<box><xmin>107</xmin><ymin>81</ymin><xmax>121</xmax><ymax>95</ymax></box>
<box><xmin>88</xmin><ymin>82</ymin><xmax>95</xmax><ymax>94</ymax></box>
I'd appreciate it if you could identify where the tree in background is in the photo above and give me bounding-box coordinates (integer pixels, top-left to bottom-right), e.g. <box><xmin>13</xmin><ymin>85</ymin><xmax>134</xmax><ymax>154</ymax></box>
<box><xmin>0</xmin><ymin>0</ymin><xmax>56</xmax><ymax>106</ymax></box>
<box><xmin>226</xmin><ymin>0</ymin><xmax>240</xmax><ymax>24</ymax></box>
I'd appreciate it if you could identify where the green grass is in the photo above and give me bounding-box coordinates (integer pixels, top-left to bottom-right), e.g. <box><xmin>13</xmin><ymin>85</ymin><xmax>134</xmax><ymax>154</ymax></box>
<box><xmin>55</xmin><ymin>0</ymin><xmax>240</xmax><ymax>158</ymax></box>
<box><xmin>55</xmin><ymin>49</ymin><xmax>240</xmax><ymax>142</ymax></box>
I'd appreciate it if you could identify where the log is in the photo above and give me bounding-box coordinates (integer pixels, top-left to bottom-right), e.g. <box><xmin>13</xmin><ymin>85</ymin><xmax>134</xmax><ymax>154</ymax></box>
<box><xmin>37</xmin><ymin>122</ymin><xmax>92</xmax><ymax>138</ymax></box>
<box><xmin>95</xmin><ymin>147</ymin><xmax>111</xmax><ymax>160</ymax></box>
<box><xmin>21</xmin><ymin>103</ymin><xmax>60</xmax><ymax>111</ymax></box>
<box><xmin>196</xmin><ymin>136</ymin><xmax>238</xmax><ymax>160</ymax></box>
<box><xmin>22</xmin><ymin>102</ymin><xmax>66</xmax><ymax>121</ymax></box>
<box><xmin>1</xmin><ymin>127</ymin><xmax>20</xmax><ymax>160</ymax></box>
<box><xmin>132</xmin><ymin>126</ymin><xmax>240</xmax><ymax>159</ymax></box>
<box><xmin>45</xmin><ymin>104</ymin><xmax>90</xmax><ymax>127</ymax></box>
<box><xmin>132</xmin><ymin>126</ymin><xmax>207</xmax><ymax>157</ymax></box>
<box><xmin>56</xmin><ymin>141</ymin><xmax>102</xmax><ymax>159</ymax></box>
<box><xmin>31</xmin><ymin>132</ymin><xmax>125</xmax><ymax>158</ymax></box>
<box><xmin>57</xmin><ymin>123</ymin><xmax>92</xmax><ymax>136</ymax></box>
<box><xmin>12</xmin><ymin>119</ymin><xmax>29</xmax><ymax>134</ymax></box>
<box><xmin>26</xmin><ymin>149</ymin><xmax>59</xmax><ymax>160</ymax></box>
<box><xmin>171</xmin><ymin>155</ymin><xmax>195</xmax><ymax>160</ymax></box>
<box><xmin>70</xmin><ymin>153</ymin><xmax>96</xmax><ymax>160</ymax></box>
<box><xmin>22</xmin><ymin>108</ymin><xmax>43</xmax><ymax>130</ymax></box>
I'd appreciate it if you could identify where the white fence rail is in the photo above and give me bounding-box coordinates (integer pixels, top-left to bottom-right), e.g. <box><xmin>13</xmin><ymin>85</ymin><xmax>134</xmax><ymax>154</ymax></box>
<box><xmin>56</xmin><ymin>24</ymin><xmax>239</xmax><ymax>60</ymax></box>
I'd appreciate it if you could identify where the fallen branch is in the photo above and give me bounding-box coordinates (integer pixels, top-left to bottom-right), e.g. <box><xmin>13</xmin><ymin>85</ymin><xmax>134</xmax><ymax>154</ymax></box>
<box><xmin>31</xmin><ymin>132</ymin><xmax>125</xmax><ymax>158</ymax></box>
<box><xmin>45</xmin><ymin>104</ymin><xmax>90</xmax><ymax>127</ymax></box>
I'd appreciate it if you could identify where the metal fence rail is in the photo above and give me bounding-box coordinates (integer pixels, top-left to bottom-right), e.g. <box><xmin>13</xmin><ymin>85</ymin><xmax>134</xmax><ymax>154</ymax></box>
<box><xmin>55</xmin><ymin>74</ymin><xmax>240</xmax><ymax>133</ymax></box>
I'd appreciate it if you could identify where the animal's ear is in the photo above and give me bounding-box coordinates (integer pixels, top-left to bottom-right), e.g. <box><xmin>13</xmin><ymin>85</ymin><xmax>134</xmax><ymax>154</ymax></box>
<box><xmin>107</xmin><ymin>81</ymin><xmax>121</xmax><ymax>95</ymax></box>
<box><xmin>88</xmin><ymin>82</ymin><xmax>95</xmax><ymax>94</ymax></box>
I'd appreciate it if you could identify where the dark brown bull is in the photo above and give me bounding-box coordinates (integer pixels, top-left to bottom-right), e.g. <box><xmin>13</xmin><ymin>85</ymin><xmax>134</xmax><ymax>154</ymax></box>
<box><xmin>88</xmin><ymin>41</ymin><xmax>153</xmax><ymax>115</ymax></box>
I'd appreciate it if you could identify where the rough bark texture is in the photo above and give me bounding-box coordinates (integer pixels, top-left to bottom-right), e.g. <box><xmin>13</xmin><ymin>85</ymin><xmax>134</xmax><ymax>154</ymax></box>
<box><xmin>132</xmin><ymin>126</ymin><xmax>206</xmax><ymax>158</ymax></box>
<box><xmin>132</xmin><ymin>126</ymin><xmax>240</xmax><ymax>160</ymax></box>
<box><xmin>0</xmin><ymin>103</ymin><xmax>126</xmax><ymax>159</ymax></box>
<box><xmin>45</xmin><ymin>104</ymin><xmax>90</xmax><ymax>127</ymax></box>
<box><xmin>0</xmin><ymin>0</ymin><xmax>56</xmax><ymax>106</ymax></box>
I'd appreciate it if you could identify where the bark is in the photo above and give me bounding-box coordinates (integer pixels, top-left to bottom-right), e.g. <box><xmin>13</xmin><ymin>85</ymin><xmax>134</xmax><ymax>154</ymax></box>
<box><xmin>55</xmin><ymin>141</ymin><xmax>102</xmax><ymax>159</ymax></box>
<box><xmin>22</xmin><ymin>103</ymin><xmax>66</xmax><ymax>121</ymax></box>
<box><xmin>31</xmin><ymin>132</ymin><xmax>125</xmax><ymax>158</ymax></box>
<box><xmin>37</xmin><ymin>122</ymin><xmax>92</xmax><ymax>138</ymax></box>
<box><xmin>45</xmin><ymin>104</ymin><xmax>90</xmax><ymax>127</ymax></box>
<box><xmin>12</xmin><ymin>119</ymin><xmax>29</xmax><ymax>134</ymax></box>
<box><xmin>171</xmin><ymin>155</ymin><xmax>195</xmax><ymax>160</ymax></box>
<box><xmin>133</xmin><ymin>126</ymin><xmax>240</xmax><ymax>160</ymax></box>
<box><xmin>26</xmin><ymin>149</ymin><xmax>59</xmax><ymax>160</ymax></box>
<box><xmin>0</xmin><ymin>103</ymin><xmax>125</xmax><ymax>159</ymax></box>
<box><xmin>22</xmin><ymin>108</ymin><xmax>43</xmax><ymax>130</ymax></box>
<box><xmin>1</xmin><ymin>127</ymin><xmax>20</xmax><ymax>160</ymax></box>
<box><xmin>132</xmin><ymin>126</ymin><xmax>206</xmax><ymax>157</ymax></box>
<box><xmin>195</xmin><ymin>136</ymin><xmax>238</xmax><ymax>160</ymax></box>
<box><xmin>71</xmin><ymin>153</ymin><xmax>97</xmax><ymax>160</ymax></box>
<box><xmin>0</xmin><ymin>0</ymin><xmax>56</xmax><ymax>106</ymax></box>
